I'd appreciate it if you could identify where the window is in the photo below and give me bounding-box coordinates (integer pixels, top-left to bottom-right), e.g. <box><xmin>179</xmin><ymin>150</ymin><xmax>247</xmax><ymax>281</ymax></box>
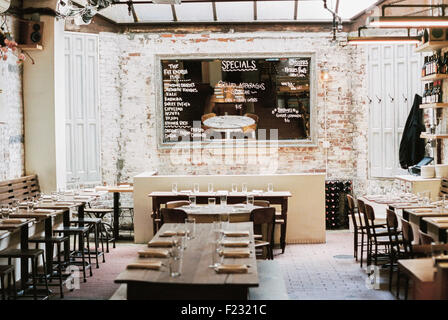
<box><xmin>64</xmin><ymin>32</ymin><xmax>101</xmax><ymax>183</ymax></box>
<box><xmin>367</xmin><ymin>44</ymin><xmax>422</xmax><ymax>177</ymax></box>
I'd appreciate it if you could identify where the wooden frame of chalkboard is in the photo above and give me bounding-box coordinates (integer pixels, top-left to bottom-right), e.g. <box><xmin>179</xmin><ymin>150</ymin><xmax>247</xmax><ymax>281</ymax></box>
<box><xmin>155</xmin><ymin>52</ymin><xmax>317</xmax><ymax>149</ymax></box>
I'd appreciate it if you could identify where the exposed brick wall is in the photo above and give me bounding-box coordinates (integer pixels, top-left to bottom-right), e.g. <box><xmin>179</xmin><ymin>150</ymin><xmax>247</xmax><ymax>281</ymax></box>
<box><xmin>98</xmin><ymin>31</ymin><xmax>372</xmax><ymax>194</ymax></box>
<box><xmin>0</xmin><ymin>16</ymin><xmax>24</xmax><ymax>180</ymax></box>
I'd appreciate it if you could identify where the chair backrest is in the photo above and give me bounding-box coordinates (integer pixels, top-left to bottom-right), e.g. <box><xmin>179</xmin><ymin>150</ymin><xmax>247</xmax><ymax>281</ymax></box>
<box><xmin>419</xmin><ymin>231</ymin><xmax>434</xmax><ymax>245</ymax></box>
<box><xmin>201</xmin><ymin>113</ymin><xmax>216</xmax><ymax>123</ymax></box>
<box><xmin>250</xmin><ymin>207</ymin><xmax>275</xmax><ymax>245</ymax></box>
<box><xmin>166</xmin><ymin>200</ymin><xmax>190</xmax><ymax>209</ymax></box>
<box><xmin>363</xmin><ymin>203</ymin><xmax>376</xmax><ymax>237</ymax></box>
<box><xmin>243</xmin><ymin>200</ymin><xmax>270</xmax><ymax>207</ymax></box>
<box><xmin>401</xmin><ymin>219</ymin><xmax>414</xmax><ymax>255</ymax></box>
<box><xmin>0</xmin><ymin>175</ymin><xmax>40</xmax><ymax>205</ymax></box>
<box><xmin>346</xmin><ymin>194</ymin><xmax>358</xmax><ymax>229</ymax></box>
<box><xmin>244</xmin><ymin>113</ymin><xmax>259</xmax><ymax>123</ymax></box>
<box><xmin>386</xmin><ymin>209</ymin><xmax>400</xmax><ymax>250</ymax></box>
<box><xmin>160</xmin><ymin>208</ymin><xmax>187</xmax><ymax>224</ymax></box>
<box><xmin>356</xmin><ymin>198</ymin><xmax>366</xmax><ymax>228</ymax></box>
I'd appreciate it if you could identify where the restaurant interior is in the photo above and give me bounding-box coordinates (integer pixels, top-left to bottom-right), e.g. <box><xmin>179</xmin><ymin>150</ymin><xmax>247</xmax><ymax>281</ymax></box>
<box><xmin>1</xmin><ymin>0</ymin><xmax>448</xmax><ymax>302</ymax></box>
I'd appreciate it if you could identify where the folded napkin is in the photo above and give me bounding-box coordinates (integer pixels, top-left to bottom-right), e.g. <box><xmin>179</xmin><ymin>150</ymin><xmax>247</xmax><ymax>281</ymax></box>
<box><xmin>251</xmin><ymin>190</ymin><xmax>263</xmax><ymax>193</ymax></box>
<box><xmin>434</xmin><ymin>219</ymin><xmax>448</xmax><ymax>223</ymax></box>
<box><xmin>34</xmin><ymin>209</ymin><xmax>55</xmax><ymax>213</ymax></box>
<box><xmin>413</xmin><ymin>209</ymin><xmax>434</xmax><ymax>213</ymax></box>
<box><xmin>126</xmin><ymin>261</ymin><xmax>162</xmax><ymax>270</ymax></box>
<box><xmin>41</xmin><ymin>195</ymin><xmax>52</xmax><ymax>199</ymax></box>
<box><xmin>41</xmin><ymin>199</ymin><xmax>53</xmax><ymax>203</ymax></box>
<box><xmin>222</xmin><ymin>240</ymin><xmax>250</xmax><ymax>248</ymax></box>
<box><xmin>74</xmin><ymin>196</ymin><xmax>91</xmax><ymax>200</ymax></box>
<box><xmin>224</xmin><ymin>231</ymin><xmax>250</xmax><ymax>238</ymax></box>
<box><xmin>160</xmin><ymin>230</ymin><xmax>177</xmax><ymax>237</ymax></box>
<box><xmin>137</xmin><ymin>249</ymin><xmax>170</xmax><ymax>258</ymax></box>
<box><xmin>147</xmin><ymin>240</ymin><xmax>174</xmax><ymax>248</ymax></box>
<box><xmin>179</xmin><ymin>190</ymin><xmax>192</xmax><ymax>193</ymax></box>
<box><xmin>215</xmin><ymin>264</ymin><xmax>248</xmax><ymax>274</ymax></box>
<box><xmin>119</xmin><ymin>184</ymin><xmax>131</xmax><ymax>188</ymax></box>
<box><xmin>221</xmin><ymin>249</ymin><xmax>250</xmax><ymax>258</ymax></box>
<box><xmin>1</xmin><ymin>218</ymin><xmax>27</xmax><ymax>224</ymax></box>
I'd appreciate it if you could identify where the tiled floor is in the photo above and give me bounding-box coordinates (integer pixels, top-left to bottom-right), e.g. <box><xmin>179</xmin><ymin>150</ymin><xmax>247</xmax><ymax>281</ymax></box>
<box><xmin>275</xmin><ymin>230</ymin><xmax>396</xmax><ymax>300</ymax></box>
<box><xmin>54</xmin><ymin>230</ymin><xmax>397</xmax><ymax>300</ymax></box>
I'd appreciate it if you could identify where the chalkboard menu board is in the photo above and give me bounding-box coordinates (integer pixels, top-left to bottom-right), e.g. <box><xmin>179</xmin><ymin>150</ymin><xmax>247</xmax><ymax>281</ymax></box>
<box><xmin>161</xmin><ymin>57</ymin><xmax>312</xmax><ymax>143</ymax></box>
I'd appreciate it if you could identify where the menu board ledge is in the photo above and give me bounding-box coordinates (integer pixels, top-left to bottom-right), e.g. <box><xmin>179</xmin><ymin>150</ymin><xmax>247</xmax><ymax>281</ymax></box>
<box><xmin>157</xmin><ymin>139</ymin><xmax>318</xmax><ymax>149</ymax></box>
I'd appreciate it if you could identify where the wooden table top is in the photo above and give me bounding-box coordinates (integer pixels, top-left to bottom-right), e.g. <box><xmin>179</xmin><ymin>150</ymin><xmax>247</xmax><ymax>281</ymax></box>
<box><xmin>149</xmin><ymin>191</ymin><xmax>292</xmax><ymax>198</ymax></box>
<box><xmin>30</xmin><ymin>201</ymin><xmax>83</xmax><ymax>209</ymax></box>
<box><xmin>398</xmin><ymin>258</ymin><xmax>436</xmax><ymax>283</ymax></box>
<box><xmin>115</xmin><ymin>222</ymin><xmax>258</xmax><ymax>287</ymax></box>
<box><xmin>95</xmin><ymin>186</ymin><xmax>133</xmax><ymax>193</ymax></box>
<box><xmin>179</xmin><ymin>204</ymin><xmax>261</xmax><ymax>215</ymax></box>
<box><xmin>391</xmin><ymin>204</ymin><xmax>436</xmax><ymax>210</ymax></box>
<box><xmin>9</xmin><ymin>208</ymin><xmax>62</xmax><ymax>219</ymax></box>
<box><xmin>0</xmin><ymin>218</ymin><xmax>35</xmax><ymax>230</ymax></box>
<box><xmin>423</xmin><ymin>217</ymin><xmax>448</xmax><ymax>229</ymax></box>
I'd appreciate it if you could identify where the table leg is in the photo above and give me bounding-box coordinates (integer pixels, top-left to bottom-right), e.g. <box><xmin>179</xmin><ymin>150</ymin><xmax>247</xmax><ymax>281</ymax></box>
<box><xmin>62</xmin><ymin>209</ymin><xmax>70</xmax><ymax>263</ymax></box>
<box><xmin>281</xmin><ymin>198</ymin><xmax>288</xmax><ymax>254</ymax></box>
<box><xmin>44</xmin><ymin>218</ymin><xmax>54</xmax><ymax>275</ymax></box>
<box><xmin>113</xmin><ymin>192</ymin><xmax>120</xmax><ymax>240</ymax></box>
<box><xmin>78</xmin><ymin>203</ymin><xmax>86</xmax><ymax>251</ymax></box>
<box><xmin>20</xmin><ymin>223</ymin><xmax>29</xmax><ymax>290</ymax></box>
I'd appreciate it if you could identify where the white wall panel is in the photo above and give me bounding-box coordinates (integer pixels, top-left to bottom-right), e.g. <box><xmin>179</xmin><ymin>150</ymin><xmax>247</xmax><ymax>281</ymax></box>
<box><xmin>64</xmin><ymin>32</ymin><xmax>100</xmax><ymax>184</ymax></box>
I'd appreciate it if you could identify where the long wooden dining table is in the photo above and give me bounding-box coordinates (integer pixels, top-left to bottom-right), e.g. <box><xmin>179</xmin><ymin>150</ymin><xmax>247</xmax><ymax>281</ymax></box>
<box><xmin>149</xmin><ymin>191</ymin><xmax>291</xmax><ymax>253</ymax></box>
<box><xmin>115</xmin><ymin>222</ymin><xmax>259</xmax><ymax>300</ymax></box>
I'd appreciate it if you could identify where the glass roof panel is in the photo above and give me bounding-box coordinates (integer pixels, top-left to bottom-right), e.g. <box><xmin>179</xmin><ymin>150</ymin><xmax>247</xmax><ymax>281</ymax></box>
<box><xmin>215</xmin><ymin>1</ymin><xmax>254</xmax><ymax>21</ymax></box>
<box><xmin>134</xmin><ymin>4</ymin><xmax>173</xmax><ymax>22</ymax></box>
<box><xmin>337</xmin><ymin>0</ymin><xmax>378</xmax><ymax>20</ymax></box>
<box><xmin>297</xmin><ymin>0</ymin><xmax>333</xmax><ymax>21</ymax></box>
<box><xmin>257</xmin><ymin>1</ymin><xmax>295</xmax><ymax>21</ymax></box>
<box><xmin>97</xmin><ymin>4</ymin><xmax>135</xmax><ymax>23</ymax></box>
<box><xmin>174</xmin><ymin>3</ymin><xmax>214</xmax><ymax>21</ymax></box>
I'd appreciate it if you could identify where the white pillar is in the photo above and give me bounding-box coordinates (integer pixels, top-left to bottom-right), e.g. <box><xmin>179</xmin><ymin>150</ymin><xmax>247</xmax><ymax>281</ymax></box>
<box><xmin>22</xmin><ymin>0</ymin><xmax>66</xmax><ymax>192</ymax></box>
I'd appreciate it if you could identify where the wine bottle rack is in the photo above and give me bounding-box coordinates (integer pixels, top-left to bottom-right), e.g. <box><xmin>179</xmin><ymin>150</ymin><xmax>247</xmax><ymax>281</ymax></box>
<box><xmin>325</xmin><ymin>180</ymin><xmax>352</xmax><ymax>230</ymax></box>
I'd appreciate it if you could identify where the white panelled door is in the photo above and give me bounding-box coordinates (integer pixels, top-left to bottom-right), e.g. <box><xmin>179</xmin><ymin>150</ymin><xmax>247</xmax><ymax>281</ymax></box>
<box><xmin>367</xmin><ymin>44</ymin><xmax>422</xmax><ymax>178</ymax></box>
<box><xmin>64</xmin><ymin>32</ymin><xmax>100</xmax><ymax>184</ymax></box>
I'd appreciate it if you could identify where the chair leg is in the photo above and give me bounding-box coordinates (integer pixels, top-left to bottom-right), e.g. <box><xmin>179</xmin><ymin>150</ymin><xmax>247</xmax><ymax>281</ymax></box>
<box><xmin>80</xmin><ymin>235</ymin><xmax>87</xmax><ymax>283</ymax></box>
<box><xmin>104</xmin><ymin>222</ymin><xmax>110</xmax><ymax>253</ymax></box>
<box><xmin>404</xmin><ymin>277</ymin><xmax>409</xmax><ymax>300</ymax></box>
<box><xmin>360</xmin><ymin>232</ymin><xmax>365</xmax><ymax>267</ymax></box>
<box><xmin>396</xmin><ymin>268</ymin><xmax>401</xmax><ymax>299</ymax></box>
<box><xmin>99</xmin><ymin>223</ymin><xmax>105</xmax><ymax>263</ymax></box>
<box><xmin>389</xmin><ymin>256</ymin><xmax>394</xmax><ymax>292</ymax></box>
<box><xmin>12</xmin><ymin>270</ymin><xmax>16</xmax><ymax>300</ymax></box>
<box><xmin>93</xmin><ymin>224</ymin><xmax>99</xmax><ymax>269</ymax></box>
<box><xmin>354</xmin><ymin>230</ymin><xmax>358</xmax><ymax>260</ymax></box>
<box><xmin>31</xmin><ymin>258</ymin><xmax>38</xmax><ymax>300</ymax></box>
<box><xmin>41</xmin><ymin>253</ymin><xmax>49</xmax><ymax>298</ymax></box>
<box><xmin>57</xmin><ymin>242</ymin><xmax>64</xmax><ymax>299</ymax></box>
<box><xmin>86</xmin><ymin>232</ymin><xmax>93</xmax><ymax>277</ymax></box>
<box><xmin>1</xmin><ymin>274</ymin><xmax>5</xmax><ymax>300</ymax></box>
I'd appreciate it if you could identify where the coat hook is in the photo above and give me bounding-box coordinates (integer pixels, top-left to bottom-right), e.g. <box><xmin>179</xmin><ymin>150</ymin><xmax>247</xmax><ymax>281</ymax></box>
<box><xmin>402</xmin><ymin>94</ymin><xmax>408</xmax><ymax>103</ymax></box>
<box><xmin>388</xmin><ymin>93</ymin><xmax>394</xmax><ymax>103</ymax></box>
<box><xmin>367</xmin><ymin>96</ymin><xmax>373</xmax><ymax>104</ymax></box>
<box><xmin>375</xmin><ymin>95</ymin><xmax>382</xmax><ymax>103</ymax></box>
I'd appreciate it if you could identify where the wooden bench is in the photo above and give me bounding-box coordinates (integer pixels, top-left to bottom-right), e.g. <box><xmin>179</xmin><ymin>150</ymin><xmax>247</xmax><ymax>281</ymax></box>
<box><xmin>0</xmin><ymin>175</ymin><xmax>40</xmax><ymax>205</ymax></box>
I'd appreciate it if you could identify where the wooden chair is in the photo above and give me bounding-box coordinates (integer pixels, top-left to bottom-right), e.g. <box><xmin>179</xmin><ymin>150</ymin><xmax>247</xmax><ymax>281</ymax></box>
<box><xmin>419</xmin><ymin>231</ymin><xmax>434</xmax><ymax>245</ymax></box>
<box><xmin>250</xmin><ymin>207</ymin><xmax>275</xmax><ymax>260</ymax></box>
<box><xmin>84</xmin><ymin>207</ymin><xmax>115</xmax><ymax>253</ymax></box>
<box><xmin>363</xmin><ymin>203</ymin><xmax>390</xmax><ymax>267</ymax></box>
<box><xmin>385</xmin><ymin>209</ymin><xmax>404</xmax><ymax>293</ymax></box>
<box><xmin>244</xmin><ymin>113</ymin><xmax>259</xmax><ymax>123</ymax></box>
<box><xmin>0</xmin><ymin>265</ymin><xmax>16</xmax><ymax>300</ymax></box>
<box><xmin>201</xmin><ymin>113</ymin><xmax>216</xmax><ymax>123</ymax></box>
<box><xmin>160</xmin><ymin>208</ymin><xmax>187</xmax><ymax>225</ymax></box>
<box><xmin>347</xmin><ymin>194</ymin><xmax>364</xmax><ymax>262</ymax></box>
<box><xmin>0</xmin><ymin>175</ymin><xmax>40</xmax><ymax>205</ymax></box>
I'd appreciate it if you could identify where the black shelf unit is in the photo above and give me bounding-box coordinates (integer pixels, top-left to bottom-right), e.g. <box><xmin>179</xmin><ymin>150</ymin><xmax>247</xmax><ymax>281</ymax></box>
<box><xmin>325</xmin><ymin>180</ymin><xmax>352</xmax><ymax>230</ymax></box>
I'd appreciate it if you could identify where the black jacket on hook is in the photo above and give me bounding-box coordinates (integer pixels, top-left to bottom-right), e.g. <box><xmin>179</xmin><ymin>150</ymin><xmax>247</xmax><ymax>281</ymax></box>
<box><xmin>399</xmin><ymin>94</ymin><xmax>425</xmax><ymax>169</ymax></box>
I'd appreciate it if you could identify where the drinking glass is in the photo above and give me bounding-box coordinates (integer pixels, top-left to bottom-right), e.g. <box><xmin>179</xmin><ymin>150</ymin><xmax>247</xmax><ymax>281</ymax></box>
<box><xmin>210</xmin><ymin>240</ymin><xmax>223</xmax><ymax>268</ymax></box>
<box><xmin>220</xmin><ymin>195</ymin><xmax>227</xmax><ymax>206</ymax></box>
<box><xmin>51</xmin><ymin>192</ymin><xmax>58</xmax><ymax>201</ymax></box>
<box><xmin>189</xmin><ymin>195</ymin><xmax>196</xmax><ymax>207</ymax></box>
<box><xmin>231</xmin><ymin>184</ymin><xmax>238</xmax><ymax>193</ymax></box>
<box><xmin>194</xmin><ymin>183</ymin><xmax>200</xmax><ymax>193</ymax></box>
<box><xmin>27</xmin><ymin>198</ymin><xmax>35</xmax><ymax>212</ymax></box>
<box><xmin>1</xmin><ymin>205</ymin><xmax>9</xmax><ymax>219</ymax></box>
<box><xmin>208</xmin><ymin>198</ymin><xmax>216</xmax><ymax>206</ymax></box>
<box><xmin>11</xmin><ymin>200</ymin><xmax>18</xmax><ymax>214</ymax></box>
<box><xmin>208</xmin><ymin>183</ymin><xmax>214</xmax><ymax>193</ymax></box>
<box><xmin>242</xmin><ymin>183</ymin><xmax>248</xmax><ymax>193</ymax></box>
<box><xmin>172</xmin><ymin>183</ymin><xmax>178</xmax><ymax>193</ymax></box>
<box><xmin>220</xmin><ymin>213</ymin><xmax>230</xmax><ymax>231</ymax></box>
<box><xmin>267</xmin><ymin>183</ymin><xmax>274</xmax><ymax>193</ymax></box>
<box><xmin>175</xmin><ymin>225</ymin><xmax>187</xmax><ymax>250</ymax></box>
<box><xmin>185</xmin><ymin>217</ymin><xmax>196</xmax><ymax>240</ymax></box>
<box><xmin>169</xmin><ymin>248</ymin><xmax>183</xmax><ymax>277</ymax></box>
<box><xmin>439</xmin><ymin>195</ymin><xmax>447</xmax><ymax>214</ymax></box>
<box><xmin>247</xmin><ymin>195</ymin><xmax>254</xmax><ymax>206</ymax></box>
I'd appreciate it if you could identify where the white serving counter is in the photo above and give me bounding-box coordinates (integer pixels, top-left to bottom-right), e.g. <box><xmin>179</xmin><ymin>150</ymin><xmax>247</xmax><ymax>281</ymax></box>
<box><xmin>133</xmin><ymin>172</ymin><xmax>326</xmax><ymax>244</ymax></box>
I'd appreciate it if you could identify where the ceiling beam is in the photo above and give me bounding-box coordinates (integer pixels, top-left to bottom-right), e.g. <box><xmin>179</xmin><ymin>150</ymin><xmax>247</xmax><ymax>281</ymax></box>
<box><xmin>171</xmin><ymin>4</ymin><xmax>178</xmax><ymax>22</ymax></box>
<box><xmin>253</xmin><ymin>0</ymin><xmax>257</xmax><ymax>21</ymax></box>
<box><xmin>212</xmin><ymin>1</ymin><xmax>217</xmax><ymax>21</ymax></box>
<box><xmin>293</xmin><ymin>0</ymin><xmax>298</xmax><ymax>20</ymax></box>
